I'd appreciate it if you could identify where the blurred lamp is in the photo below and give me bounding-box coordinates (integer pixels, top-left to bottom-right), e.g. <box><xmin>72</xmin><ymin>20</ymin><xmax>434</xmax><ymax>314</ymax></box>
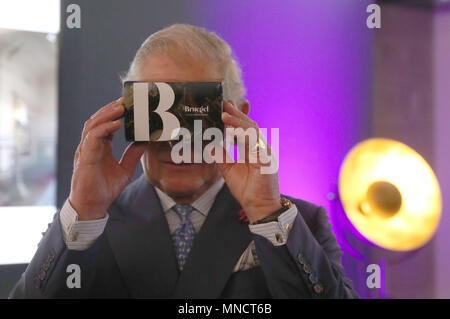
<box><xmin>339</xmin><ymin>138</ymin><xmax>441</xmax><ymax>251</ymax></box>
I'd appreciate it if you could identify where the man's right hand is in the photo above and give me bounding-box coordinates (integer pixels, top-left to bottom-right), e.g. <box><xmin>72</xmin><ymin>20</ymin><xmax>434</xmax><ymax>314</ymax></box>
<box><xmin>69</xmin><ymin>98</ymin><xmax>147</xmax><ymax>221</ymax></box>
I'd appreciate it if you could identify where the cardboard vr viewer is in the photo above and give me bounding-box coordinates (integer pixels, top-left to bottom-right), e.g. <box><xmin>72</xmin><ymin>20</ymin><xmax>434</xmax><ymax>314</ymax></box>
<box><xmin>123</xmin><ymin>81</ymin><xmax>223</xmax><ymax>142</ymax></box>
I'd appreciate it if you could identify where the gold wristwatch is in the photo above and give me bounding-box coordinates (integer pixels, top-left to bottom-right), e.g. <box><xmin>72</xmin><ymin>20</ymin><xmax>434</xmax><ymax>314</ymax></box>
<box><xmin>250</xmin><ymin>197</ymin><xmax>293</xmax><ymax>225</ymax></box>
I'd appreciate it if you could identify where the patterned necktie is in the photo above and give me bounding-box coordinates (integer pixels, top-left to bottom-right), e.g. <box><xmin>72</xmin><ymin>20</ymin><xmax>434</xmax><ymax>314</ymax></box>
<box><xmin>172</xmin><ymin>204</ymin><xmax>195</xmax><ymax>271</ymax></box>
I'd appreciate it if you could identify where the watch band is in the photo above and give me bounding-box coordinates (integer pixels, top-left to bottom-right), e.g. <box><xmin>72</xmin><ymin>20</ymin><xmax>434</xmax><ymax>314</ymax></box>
<box><xmin>250</xmin><ymin>197</ymin><xmax>293</xmax><ymax>225</ymax></box>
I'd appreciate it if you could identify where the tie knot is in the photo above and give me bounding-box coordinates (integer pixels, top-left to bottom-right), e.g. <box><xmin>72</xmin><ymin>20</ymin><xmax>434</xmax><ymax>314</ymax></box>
<box><xmin>172</xmin><ymin>204</ymin><xmax>194</xmax><ymax>221</ymax></box>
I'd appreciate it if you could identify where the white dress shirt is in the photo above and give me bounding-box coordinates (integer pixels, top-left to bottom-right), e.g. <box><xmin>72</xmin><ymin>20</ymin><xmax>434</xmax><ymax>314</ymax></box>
<box><xmin>59</xmin><ymin>178</ymin><xmax>298</xmax><ymax>257</ymax></box>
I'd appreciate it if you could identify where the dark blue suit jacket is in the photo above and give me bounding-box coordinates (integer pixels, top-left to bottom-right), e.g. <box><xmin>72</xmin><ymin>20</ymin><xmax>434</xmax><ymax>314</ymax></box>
<box><xmin>10</xmin><ymin>174</ymin><xmax>359</xmax><ymax>298</ymax></box>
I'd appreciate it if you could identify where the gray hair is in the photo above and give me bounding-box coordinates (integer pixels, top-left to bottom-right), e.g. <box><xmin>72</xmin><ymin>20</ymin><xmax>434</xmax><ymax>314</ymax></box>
<box><xmin>122</xmin><ymin>24</ymin><xmax>246</xmax><ymax>105</ymax></box>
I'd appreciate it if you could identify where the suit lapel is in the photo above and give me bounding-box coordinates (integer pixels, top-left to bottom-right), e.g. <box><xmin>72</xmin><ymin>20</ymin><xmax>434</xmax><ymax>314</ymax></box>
<box><xmin>105</xmin><ymin>175</ymin><xmax>179</xmax><ymax>298</ymax></box>
<box><xmin>172</xmin><ymin>185</ymin><xmax>253</xmax><ymax>299</ymax></box>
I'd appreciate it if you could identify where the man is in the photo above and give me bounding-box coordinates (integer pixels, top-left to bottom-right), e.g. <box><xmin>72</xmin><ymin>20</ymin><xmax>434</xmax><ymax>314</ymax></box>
<box><xmin>10</xmin><ymin>24</ymin><xmax>358</xmax><ymax>298</ymax></box>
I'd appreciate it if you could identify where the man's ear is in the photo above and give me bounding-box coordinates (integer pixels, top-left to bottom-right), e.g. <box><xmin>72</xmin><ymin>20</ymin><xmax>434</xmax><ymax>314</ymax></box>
<box><xmin>238</xmin><ymin>98</ymin><xmax>250</xmax><ymax>116</ymax></box>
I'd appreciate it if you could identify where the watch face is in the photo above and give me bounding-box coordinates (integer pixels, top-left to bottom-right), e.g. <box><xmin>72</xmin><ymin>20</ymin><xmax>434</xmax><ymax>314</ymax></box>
<box><xmin>123</xmin><ymin>81</ymin><xmax>223</xmax><ymax>142</ymax></box>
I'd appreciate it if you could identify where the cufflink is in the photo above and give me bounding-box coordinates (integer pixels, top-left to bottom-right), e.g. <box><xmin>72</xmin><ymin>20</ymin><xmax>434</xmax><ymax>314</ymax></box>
<box><xmin>275</xmin><ymin>233</ymin><xmax>284</xmax><ymax>243</ymax></box>
<box><xmin>71</xmin><ymin>231</ymin><xmax>79</xmax><ymax>241</ymax></box>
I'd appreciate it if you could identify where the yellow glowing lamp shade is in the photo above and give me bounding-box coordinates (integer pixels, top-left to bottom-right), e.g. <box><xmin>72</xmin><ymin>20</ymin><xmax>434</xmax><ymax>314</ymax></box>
<box><xmin>338</xmin><ymin>138</ymin><xmax>442</xmax><ymax>251</ymax></box>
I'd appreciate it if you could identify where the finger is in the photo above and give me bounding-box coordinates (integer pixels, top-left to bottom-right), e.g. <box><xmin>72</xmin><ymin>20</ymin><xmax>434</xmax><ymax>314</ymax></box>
<box><xmin>223</xmin><ymin>121</ymin><xmax>269</xmax><ymax>164</ymax></box>
<box><xmin>119</xmin><ymin>142</ymin><xmax>147</xmax><ymax>175</ymax></box>
<box><xmin>74</xmin><ymin>144</ymin><xmax>81</xmax><ymax>168</ymax></box>
<box><xmin>83</xmin><ymin>120</ymin><xmax>122</xmax><ymax>149</ymax></box>
<box><xmin>82</xmin><ymin>104</ymin><xmax>123</xmax><ymax>140</ymax></box>
<box><xmin>78</xmin><ymin>100</ymin><xmax>118</xmax><ymax>154</ymax></box>
<box><xmin>90</xmin><ymin>98</ymin><xmax>122</xmax><ymax>119</ymax></box>
<box><xmin>81</xmin><ymin>101</ymin><xmax>124</xmax><ymax>141</ymax></box>
<box><xmin>222</xmin><ymin>112</ymin><xmax>255</xmax><ymax>130</ymax></box>
<box><xmin>222</xmin><ymin>112</ymin><xmax>257</xmax><ymax>151</ymax></box>
<box><xmin>224</xmin><ymin>100</ymin><xmax>248</xmax><ymax>120</ymax></box>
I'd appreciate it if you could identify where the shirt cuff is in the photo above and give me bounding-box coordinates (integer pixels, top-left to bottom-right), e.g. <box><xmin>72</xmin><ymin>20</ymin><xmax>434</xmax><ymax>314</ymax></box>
<box><xmin>59</xmin><ymin>199</ymin><xmax>109</xmax><ymax>251</ymax></box>
<box><xmin>248</xmin><ymin>205</ymin><xmax>298</xmax><ymax>246</ymax></box>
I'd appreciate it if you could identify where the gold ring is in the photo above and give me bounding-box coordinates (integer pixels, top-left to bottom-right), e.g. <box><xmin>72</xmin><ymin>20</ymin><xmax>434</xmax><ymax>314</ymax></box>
<box><xmin>250</xmin><ymin>138</ymin><xmax>266</xmax><ymax>154</ymax></box>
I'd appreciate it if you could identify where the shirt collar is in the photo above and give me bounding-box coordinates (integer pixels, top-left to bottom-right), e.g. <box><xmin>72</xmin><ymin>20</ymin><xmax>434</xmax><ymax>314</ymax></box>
<box><xmin>154</xmin><ymin>178</ymin><xmax>225</xmax><ymax>216</ymax></box>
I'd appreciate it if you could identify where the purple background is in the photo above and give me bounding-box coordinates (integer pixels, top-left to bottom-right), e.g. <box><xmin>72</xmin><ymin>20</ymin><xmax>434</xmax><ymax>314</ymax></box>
<box><xmin>192</xmin><ymin>0</ymin><xmax>373</xmax><ymax>208</ymax></box>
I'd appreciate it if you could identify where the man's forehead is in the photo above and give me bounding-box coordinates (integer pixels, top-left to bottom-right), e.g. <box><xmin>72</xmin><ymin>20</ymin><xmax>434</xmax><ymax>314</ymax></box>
<box><xmin>138</xmin><ymin>54</ymin><xmax>223</xmax><ymax>82</ymax></box>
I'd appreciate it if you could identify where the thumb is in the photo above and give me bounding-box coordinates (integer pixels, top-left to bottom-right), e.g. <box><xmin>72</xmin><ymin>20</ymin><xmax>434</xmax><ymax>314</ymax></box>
<box><xmin>119</xmin><ymin>142</ymin><xmax>147</xmax><ymax>175</ymax></box>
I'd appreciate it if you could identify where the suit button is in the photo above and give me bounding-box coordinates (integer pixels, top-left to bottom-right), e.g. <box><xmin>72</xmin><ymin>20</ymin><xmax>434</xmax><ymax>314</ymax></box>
<box><xmin>309</xmin><ymin>273</ymin><xmax>317</xmax><ymax>284</ymax></box>
<box><xmin>303</xmin><ymin>263</ymin><xmax>311</xmax><ymax>274</ymax></box>
<box><xmin>39</xmin><ymin>270</ymin><xmax>46</xmax><ymax>281</ymax></box>
<box><xmin>297</xmin><ymin>253</ymin><xmax>305</xmax><ymax>265</ymax></box>
<box><xmin>42</xmin><ymin>261</ymin><xmax>51</xmax><ymax>271</ymax></box>
<box><xmin>314</xmin><ymin>283</ymin><xmax>324</xmax><ymax>294</ymax></box>
<box><xmin>48</xmin><ymin>253</ymin><xmax>55</xmax><ymax>261</ymax></box>
<box><xmin>33</xmin><ymin>277</ymin><xmax>41</xmax><ymax>288</ymax></box>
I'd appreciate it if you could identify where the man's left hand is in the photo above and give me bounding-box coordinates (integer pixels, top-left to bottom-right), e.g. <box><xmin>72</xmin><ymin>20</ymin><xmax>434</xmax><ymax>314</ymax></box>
<box><xmin>217</xmin><ymin>101</ymin><xmax>282</xmax><ymax>223</ymax></box>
